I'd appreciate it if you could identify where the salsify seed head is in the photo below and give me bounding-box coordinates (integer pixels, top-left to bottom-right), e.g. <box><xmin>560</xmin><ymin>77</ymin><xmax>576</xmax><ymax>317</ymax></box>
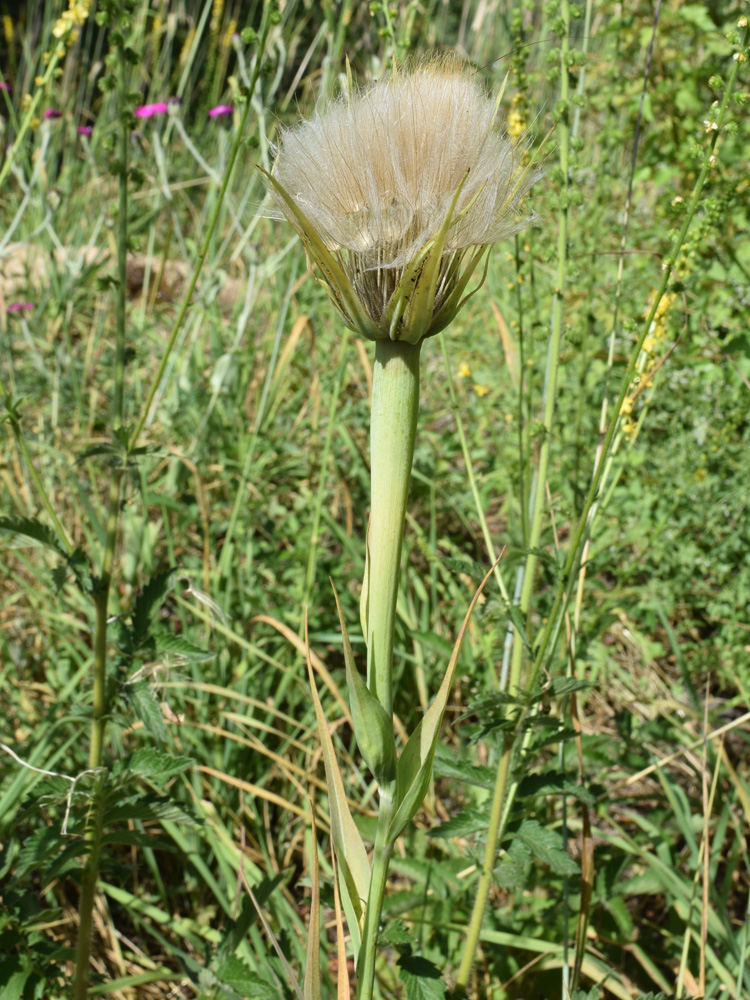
<box><xmin>266</xmin><ymin>56</ymin><xmax>541</xmax><ymax>344</ymax></box>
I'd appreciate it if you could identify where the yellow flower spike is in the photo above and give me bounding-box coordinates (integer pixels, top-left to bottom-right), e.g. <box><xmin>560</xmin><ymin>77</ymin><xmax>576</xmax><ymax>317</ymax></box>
<box><xmin>620</xmin><ymin>396</ymin><xmax>634</xmax><ymax>416</ymax></box>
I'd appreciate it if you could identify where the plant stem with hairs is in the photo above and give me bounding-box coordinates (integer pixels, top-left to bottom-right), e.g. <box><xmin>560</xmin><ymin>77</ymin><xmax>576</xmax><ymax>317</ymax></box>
<box><xmin>72</xmin><ymin>26</ymin><xmax>130</xmax><ymax>997</ymax></box>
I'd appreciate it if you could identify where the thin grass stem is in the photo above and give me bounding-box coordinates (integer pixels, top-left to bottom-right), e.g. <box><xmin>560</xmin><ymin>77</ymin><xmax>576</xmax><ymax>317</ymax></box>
<box><xmin>128</xmin><ymin>11</ymin><xmax>274</xmax><ymax>452</ymax></box>
<box><xmin>438</xmin><ymin>333</ymin><xmax>511</xmax><ymax>605</ymax></box>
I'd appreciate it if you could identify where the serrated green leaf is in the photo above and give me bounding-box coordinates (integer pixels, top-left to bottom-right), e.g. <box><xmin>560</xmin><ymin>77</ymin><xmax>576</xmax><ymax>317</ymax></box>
<box><xmin>379</xmin><ymin>919</ymin><xmax>413</xmax><ymax>946</ymax></box>
<box><xmin>0</xmin><ymin>516</ymin><xmax>65</xmax><ymax>554</ymax></box>
<box><xmin>216</xmin><ymin>955</ymin><xmax>277</xmax><ymax>998</ymax></box>
<box><xmin>546</xmin><ymin>677</ymin><xmax>594</xmax><ymax>698</ymax></box>
<box><xmin>495</xmin><ymin>837</ymin><xmax>532</xmax><ymax>890</ymax></box>
<box><xmin>100</xmin><ymin>831</ymin><xmax>178</xmax><ymax>851</ymax></box>
<box><xmin>127</xmin><ymin>684</ymin><xmax>168</xmax><ymax>744</ymax></box>
<box><xmin>525</xmin><ymin>725</ymin><xmax>578</xmax><ymax>752</ymax></box>
<box><xmin>132</xmin><ymin>568</ymin><xmax>178</xmax><ymax>644</ymax></box>
<box><xmin>429</xmin><ymin>807</ymin><xmax>488</xmax><ymax>839</ymax></box>
<box><xmin>432</xmin><ymin>745</ymin><xmax>495</xmax><ymax>789</ymax></box>
<box><xmin>516</xmin><ymin>818</ymin><xmax>578</xmax><ymax>876</ymax></box>
<box><xmin>397</xmin><ymin>953</ymin><xmax>447</xmax><ymax>1000</ymax></box>
<box><xmin>0</xmin><ymin>956</ymin><xmax>33</xmax><ymax>1000</ymax></box>
<box><xmin>76</xmin><ymin>443</ymin><xmax>121</xmax><ymax>462</ymax></box>
<box><xmin>507</xmin><ymin>604</ymin><xmax>531</xmax><ymax>651</ymax></box>
<box><xmin>152</xmin><ymin>631</ymin><xmax>214</xmax><ymax>662</ymax></box>
<box><xmin>457</xmin><ymin>692</ymin><xmax>524</xmax><ymax>723</ymax></box>
<box><xmin>14</xmin><ymin>827</ymin><xmax>66</xmax><ymax>879</ymax></box>
<box><xmin>118</xmin><ymin>748</ymin><xmax>193</xmax><ymax>787</ymax></box>
<box><xmin>67</xmin><ymin>547</ymin><xmax>93</xmax><ymax>593</ymax></box>
<box><xmin>103</xmin><ymin>794</ymin><xmax>196</xmax><ymax>826</ymax></box>
<box><xmin>332</xmin><ymin>583</ymin><xmax>396</xmax><ymax>786</ymax></box>
<box><xmin>515</xmin><ymin>772</ymin><xmax>596</xmax><ymax>806</ymax></box>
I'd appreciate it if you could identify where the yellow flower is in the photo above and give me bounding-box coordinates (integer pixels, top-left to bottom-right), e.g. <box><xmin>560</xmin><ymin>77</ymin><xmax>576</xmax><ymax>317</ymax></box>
<box><xmin>265</xmin><ymin>57</ymin><xmax>540</xmax><ymax>344</ymax></box>
<box><xmin>51</xmin><ymin>0</ymin><xmax>90</xmax><ymax>43</ymax></box>
<box><xmin>457</xmin><ymin>361</ymin><xmax>471</xmax><ymax>378</ymax></box>
<box><xmin>620</xmin><ymin>396</ymin><xmax>634</xmax><ymax>416</ymax></box>
<box><xmin>474</xmin><ymin>383</ymin><xmax>490</xmax><ymax>397</ymax></box>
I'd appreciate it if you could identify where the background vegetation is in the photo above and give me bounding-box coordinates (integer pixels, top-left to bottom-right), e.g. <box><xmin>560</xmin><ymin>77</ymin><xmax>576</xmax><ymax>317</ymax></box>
<box><xmin>1</xmin><ymin>1</ymin><xmax>748</xmax><ymax>998</ymax></box>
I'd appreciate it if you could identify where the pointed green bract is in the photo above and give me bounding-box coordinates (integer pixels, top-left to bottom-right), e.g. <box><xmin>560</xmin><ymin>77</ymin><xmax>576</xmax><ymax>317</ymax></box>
<box><xmin>332</xmin><ymin>583</ymin><xmax>396</xmax><ymax>786</ymax></box>
<box><xmin>388</xmin><ymin>558</ymin><xmax>500</xmax><ymax>841</ymax></box>
<box><xmin>259</xmin><ymin>167</ymin><xmax>381</xmax><ymax>341</ymax></box>
<box><xmin>430</xmin><ymin>246</ymin><xmax>489</xmax><ymax>336</ymax></box>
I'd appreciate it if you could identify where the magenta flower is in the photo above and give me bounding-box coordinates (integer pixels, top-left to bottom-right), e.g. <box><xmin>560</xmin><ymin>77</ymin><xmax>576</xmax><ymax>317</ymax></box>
<box><xmin>0</xmin><ymin>81</ymin><xmax>10</xmax><ymax>93</ymax></box>
<box><xmin>208</xmin><ymin>104</ymin><xmax>233</xmax><ymax>118</ymax></box>
<box><xmin>8</xmin><ymin>302</ymin><xmax>34</xmax><ymax>312</ymax></box>
<box><xmin>134</xmin><ymin>102</ymin><xmax>169</xmax><ymax>119</ymax></box>
<box><xmin>44</xmin><ymin>108</ymin><xmax>62</xmax><ymax>119</ymax></box>
<box><xmin>77</xmin><ymin>125</ymin><xmax>93</xmax><ymax>135</ymax></box>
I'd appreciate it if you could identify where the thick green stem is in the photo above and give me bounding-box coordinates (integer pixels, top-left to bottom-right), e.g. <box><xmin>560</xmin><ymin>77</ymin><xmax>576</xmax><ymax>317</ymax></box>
<box><xmin>72</xmin><ymin>776</ymin><xmax>106</xmax><ymax>994</ymax></box>
<box><xmin>353</xmin><ymin>338</ymin><xmax>420</xmax><ymax>997</ymax></box>
<box><xmin>356</xmin><ymin>786</ymin><xmax>395</xmax><ymax>1000</ymax></box>
<box><xmin>366</xmin><ymin>339</ymin><xmax>421</xmax><ymax>721</ymax></box>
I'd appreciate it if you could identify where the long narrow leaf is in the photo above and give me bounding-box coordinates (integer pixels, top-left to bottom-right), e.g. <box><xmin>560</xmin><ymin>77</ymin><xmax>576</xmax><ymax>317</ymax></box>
<box><xmin>389</xmin><ymin>557</ymin><xmax>500</xmax><ymax>840</ymax></box>
<box><xmin>332</xmin><ymin>844</ymin><xmax>353</xmax><ymax>1000</ymax></box>
<box><xmin>332</xmin><ymin>581</ymin><xmax>396</xmax><ymax>786</ymax></box>
<box><xmin>304</xmin><ymin>614</ymin><xmax>370</xmax><ymax>938</ymax></box>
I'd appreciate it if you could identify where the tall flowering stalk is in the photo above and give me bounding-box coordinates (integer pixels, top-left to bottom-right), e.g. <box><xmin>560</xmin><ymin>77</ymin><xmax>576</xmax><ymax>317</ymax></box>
<box><xmin>266</xmin><ymin>57</ymin><xmax>540</xmax><ymax>998</ymax></box>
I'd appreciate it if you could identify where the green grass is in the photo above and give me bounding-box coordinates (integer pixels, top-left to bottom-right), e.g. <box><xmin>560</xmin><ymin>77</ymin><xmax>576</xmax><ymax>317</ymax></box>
<box><xmin>1</xmin><ymin>1</ymin><xmax>749</xmax><ymax>999</ymax></box>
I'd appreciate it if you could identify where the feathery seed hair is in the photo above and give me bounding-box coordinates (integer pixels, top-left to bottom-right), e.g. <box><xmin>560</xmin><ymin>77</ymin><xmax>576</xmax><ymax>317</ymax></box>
<box><xmin>267</xmin><ymin>57</ymin><xmax>541</xmax><ymax>342</ymax></box>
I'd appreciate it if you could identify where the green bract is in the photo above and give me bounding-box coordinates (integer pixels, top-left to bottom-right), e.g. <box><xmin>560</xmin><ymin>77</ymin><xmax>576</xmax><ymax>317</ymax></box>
<box><xmin>264</xmin><ymin>58</ymin><xmax>540</xmax><ymax>344</ymax></box>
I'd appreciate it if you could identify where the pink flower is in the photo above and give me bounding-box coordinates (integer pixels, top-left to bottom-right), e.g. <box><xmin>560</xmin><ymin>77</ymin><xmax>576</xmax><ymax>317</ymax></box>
<box><xmin>134</xmin><ymin>102</ymin><xmax>169</xmax><ymax>119</ymax></box>
<box><xmin>8</xmin><ymin>302</ymin><xmax>34</xmax><ymax>312</ymax></box>
<box><xmin>77</xmin><ymin>125</ymin><xmax>93</xmax><ymax>135</ymax></box>
<box><xmin>44</xmin><ymin>108</ymin><xmax>62</xmax><ymax>119</ymax></box>
<box><xmin>0</xmin><ymin>81</ymin><xmax>10</xmax><ymax>93</ymax></box>
<box><xmin>208</xmin><ymin>104</ymin><xmax>233</xmax><ymax>117</ymax></box>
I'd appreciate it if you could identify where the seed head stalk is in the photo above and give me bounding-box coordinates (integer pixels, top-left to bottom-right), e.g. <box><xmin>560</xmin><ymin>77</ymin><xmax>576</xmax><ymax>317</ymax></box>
<box><xmin>354</xmin><ymin>337</ymin><xmax>420</xmax><ymax>999</ymax></box>
<box><xmin>366</xmin><ymin>339</ymin><xmax>421</xmax><ymax>719</ymax></box>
